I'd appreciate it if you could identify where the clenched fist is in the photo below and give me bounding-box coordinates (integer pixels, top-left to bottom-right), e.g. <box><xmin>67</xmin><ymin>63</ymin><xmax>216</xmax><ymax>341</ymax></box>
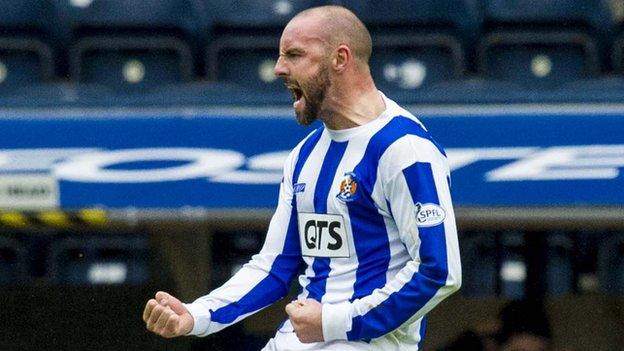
<box><xmin>143</xmin><ymin>291</ymin><xmax>194</xmax><ymax>338</ymax></box>
<box><xmin>285</xmin><ymin>298</ymin><xmax>324</xmax><ymax>343</ymax></box>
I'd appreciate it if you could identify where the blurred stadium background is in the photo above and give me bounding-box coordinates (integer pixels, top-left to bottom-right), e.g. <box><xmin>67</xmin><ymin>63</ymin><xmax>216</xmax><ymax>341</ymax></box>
<box><xmin>0</xmin><ymin>0</ymin><xmax>623</xmax><ymax>350</ymax></box>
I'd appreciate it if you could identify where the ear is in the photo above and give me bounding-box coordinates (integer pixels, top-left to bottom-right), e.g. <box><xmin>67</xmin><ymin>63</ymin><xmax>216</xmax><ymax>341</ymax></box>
<box><xmin>332</xmin><ymin>44</ymin><xmax>351</xmax><ymax>73</ymax></box>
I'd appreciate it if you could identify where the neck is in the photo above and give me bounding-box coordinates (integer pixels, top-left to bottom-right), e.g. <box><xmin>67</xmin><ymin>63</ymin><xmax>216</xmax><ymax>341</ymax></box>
<box><xmin>320</xmin><ymin>73</ymin><xmax>386</xmax><ymax>130</ymax></box>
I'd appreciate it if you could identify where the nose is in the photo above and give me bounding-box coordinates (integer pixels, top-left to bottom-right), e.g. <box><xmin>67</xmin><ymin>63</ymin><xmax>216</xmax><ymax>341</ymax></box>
<box><xmin>274</xmin><ymin>55</ymin><xmax>288</xmax><ymax>78</ymax></box>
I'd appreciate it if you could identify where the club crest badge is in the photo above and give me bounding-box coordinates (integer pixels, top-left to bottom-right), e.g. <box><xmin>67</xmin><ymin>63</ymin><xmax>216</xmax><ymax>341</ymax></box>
<box><xmin>336</xmin><ymin>172</ymin><xmax>359</xmax><ymax>202</ymax></box>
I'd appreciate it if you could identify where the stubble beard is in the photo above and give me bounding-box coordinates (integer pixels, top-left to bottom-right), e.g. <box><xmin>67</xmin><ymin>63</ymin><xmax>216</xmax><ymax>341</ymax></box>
<box><xmin>296</xmin><ymin>63</ymin><xmax>331</xmax><ymax>126</ymax></box>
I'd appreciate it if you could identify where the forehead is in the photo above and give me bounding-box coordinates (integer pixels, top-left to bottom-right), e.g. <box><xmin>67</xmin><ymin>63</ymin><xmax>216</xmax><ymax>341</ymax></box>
<box><xmin>279</xmin><ymin>16</ymin><xmax>327</xmax><ymax>50</ymax></box>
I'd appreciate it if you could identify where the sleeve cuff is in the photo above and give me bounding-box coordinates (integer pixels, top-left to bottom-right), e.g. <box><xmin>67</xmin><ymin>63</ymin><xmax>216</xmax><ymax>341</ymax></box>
<box><xmin>184</xmin><ymin>302</ymin><xmax>211</xmax><ymax>336</ymax></box>
<box><xmin>322</xmin><ymin>302</ymin><xmax>352</xmax><ymax>342</ymax></box>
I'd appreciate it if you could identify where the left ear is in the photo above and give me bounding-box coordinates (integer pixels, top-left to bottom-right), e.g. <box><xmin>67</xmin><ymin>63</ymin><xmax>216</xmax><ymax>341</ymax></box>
<box><xmin>332</xmin><ymin>44</ymin><xmax>351</xmax><ymax>73</ymax></box>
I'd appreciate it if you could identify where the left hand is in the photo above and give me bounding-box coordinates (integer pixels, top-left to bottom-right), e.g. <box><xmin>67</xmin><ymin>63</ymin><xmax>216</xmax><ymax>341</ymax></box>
<box><xmin>285</xmin><ymin>298</ymin><xmax>324</xmax><ymax>343</ymax></box>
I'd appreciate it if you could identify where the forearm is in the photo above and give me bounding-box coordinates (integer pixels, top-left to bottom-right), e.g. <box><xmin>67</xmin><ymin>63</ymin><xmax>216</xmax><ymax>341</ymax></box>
<box><xmin>185</xmin><ymin>251</ymin><xmax>302</xmax><ymax>336</ymax></box>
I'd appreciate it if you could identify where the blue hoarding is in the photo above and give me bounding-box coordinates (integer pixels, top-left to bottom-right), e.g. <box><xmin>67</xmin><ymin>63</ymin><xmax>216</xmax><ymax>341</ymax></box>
<box><xmin>0</xmin><ymin>110</ymin><xmax>622</xmax><ymax>210</ymax></box>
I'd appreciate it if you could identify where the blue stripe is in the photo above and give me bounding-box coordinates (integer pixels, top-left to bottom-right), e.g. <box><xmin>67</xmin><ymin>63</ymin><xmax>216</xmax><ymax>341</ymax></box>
<box><xmin>210</xmin><ymin>128</ymin><xmax>323</xmax><ymax>324</ymax></box>
<box><xmin>293</xmin><ymin>128</ymin><xmax>324</xmax><ymax>183</ymax></box>
<box><xmin>347</xmin><ymin>162</ymin><xmax>448</xmax><ymax>340</ymax></box>
<box><xmin>418</xmin><ymin>316</ymin><xmax>428</xmax><ymax>350</ymax></box>
<box><xmin>349</xmin><ymin>116</ymin><xmax>444</xmax><ymax>301</ymax></box>
<box><xmin>306</xmin><ymin>140</ymin><xmax>348</xmax><ymax>301</ymax></box>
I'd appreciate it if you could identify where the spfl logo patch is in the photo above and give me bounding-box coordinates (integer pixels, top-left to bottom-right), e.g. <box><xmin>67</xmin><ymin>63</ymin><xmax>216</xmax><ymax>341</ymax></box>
<box><xmin>336</xmin><ymin>172</ymin><xmax>358</xmax><ymax>202</ymax></box>
<box><xmin>415</xmin><ymin>202</ymin><xmax>446</xmax><ymax>227</ymax></box>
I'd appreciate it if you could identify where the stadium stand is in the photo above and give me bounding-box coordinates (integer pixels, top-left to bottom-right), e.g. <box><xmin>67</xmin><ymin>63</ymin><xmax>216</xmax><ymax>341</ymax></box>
<box><xmin>54</xmin><ymin>0</ymin><xmax>204</xmax><ymax>91</ymax></box>
<box><xmin>205</xmin><ymin>0</ymin><xmax>328</xmax><ymax>92</ymax></box>
<box><xmin>0</xmin><ymin>236</ymin><xmax>28</xmax><ymax>285</ymax></box>
<box><xmin>337</xmin><ymin>0</ymin><xmax>479</xmax><ymax>92</ymax></box>
<box><xmin>0</xmin><ymin>0</ymin><xmax>622</xmax><ymax>103</ymax></box>
<box><xmin>598</xmin><ymin>233</ymin><xmax>624</xmax><ymax>295</ymax></box>
<box><xmin>546</xmin><ymin>232</ymin><xmax>575</xmax><ymax>296</ymax></box>
<box><xmin>0</xmin><ymin>0</ymin><xmax>56</xmax><ymax>94</ymax></box>
<box><xmin>478</xmin><ymin>0</ymin><xmax>604</xmax><ymax>89</ymax></box>
<box><xmin>47</xmin><ymin>235</ymin><xmax>149</xmax><ymax>285</ymax></box>
<box><xmin>0</xmin><ymin>1</ymin><xmax>623</xmax><ymax>350</ymax></box>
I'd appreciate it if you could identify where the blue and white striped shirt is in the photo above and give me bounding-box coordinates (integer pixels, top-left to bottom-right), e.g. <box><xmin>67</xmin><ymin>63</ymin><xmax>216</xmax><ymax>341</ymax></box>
<box><xmin>185</xmin><ymin>93</ymin><xmax>462</xmax><ymax>350</ymax></box>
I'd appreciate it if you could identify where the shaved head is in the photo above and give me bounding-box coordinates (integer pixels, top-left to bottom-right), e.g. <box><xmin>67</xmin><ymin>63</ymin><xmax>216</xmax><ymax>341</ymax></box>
<box><xmin>275</xmin><ymin>5</ymin><xmax>381</xmax><ymax>128</ymax></box>
<box><xmin>289</xmin><ymin>5</ymin><xmax>372</xmax><ymax>65</ymax></box>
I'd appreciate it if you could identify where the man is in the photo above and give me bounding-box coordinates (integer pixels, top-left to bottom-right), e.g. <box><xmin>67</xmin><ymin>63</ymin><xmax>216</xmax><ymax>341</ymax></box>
<box><xmin>143</xmin><ymin>5</ymin><xmax>461</xmax><ymax>350</ymax></box>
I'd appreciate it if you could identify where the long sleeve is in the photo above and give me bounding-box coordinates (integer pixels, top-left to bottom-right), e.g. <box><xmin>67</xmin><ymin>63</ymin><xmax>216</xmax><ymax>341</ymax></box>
<box><xmin>185</xmin><ymin>149</ymin><xmax>305</xmax><ymax>337</ymax></box>
<box><xmin>322</xmin><ymin>133</ymin><xmax>462</xmax><ymax>342</ymax></box>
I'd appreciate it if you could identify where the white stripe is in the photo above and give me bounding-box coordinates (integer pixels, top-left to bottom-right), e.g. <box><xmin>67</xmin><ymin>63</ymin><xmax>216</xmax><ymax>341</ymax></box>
<box><xmin>321</xmin><ymin>135</ymin><xmax>368</xmax><ymax>304</ymax></box>
<box><xmin>294</xmin><ymin>131</ymin><xmax>331</xmax><ymax>297</ymax></box>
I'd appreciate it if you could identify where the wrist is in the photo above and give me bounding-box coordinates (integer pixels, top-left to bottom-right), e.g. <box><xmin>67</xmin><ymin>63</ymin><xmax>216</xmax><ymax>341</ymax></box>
<box><xmin>321</xmin><ymin>302</ymin><xmax>352</xmax><ymax>341</ymax></box>
<box><xmin>183</xmin><ymin>302</ymin><xmax>211</xmax><ymax>336</ymax></box>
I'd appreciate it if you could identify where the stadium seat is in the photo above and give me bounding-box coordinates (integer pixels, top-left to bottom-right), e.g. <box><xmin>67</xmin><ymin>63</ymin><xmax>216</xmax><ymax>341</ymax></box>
<box><xmin>0</xmin><ymin>0</ymin><xmax>57</xmax><ymax>91</ymax></box>
<box><xmin>480</xmin><ymin>0</ymin><xmax>602</xmax><ymax>89</ymax></box>
<box><xmin>205</xmin><ymin>1</ymin><xmax>327</xmax><ymax>90</ymax></box>
<box><xmin>337</xmin><ymin>0</ymin><xmax>481</xmax><ymax>41</ymax></box>
<box><xmin>477</xmin><ymin>31</ymin><xmax>600</xmax><ymax>89</ymax></box>
<box><xmin>484</xmin><ymin>0</ymin><xmax>588</xmax><ymax>25</ymax></box>
<box><xmin>370</xmin><ymin>33</ymin><xmax>464</xmax><ymax>93</ymax></box>
<box><xmin>206</xmin><ymin>0</ymin><xmax>326</xmax><ymax>28</ymax></box>
<box><xmin>0</xmin><ymin>0</ymin><xmax>57</xmax><ymax>39</ymax></box>
<box><xmin>459</xmin><ymin>231</ymin><xmax>497</xmax><ymax>296</ymax></box>
<box><xmin>69</xmin><ymin>36</ymin><xmax>193</xmax><ymax>92</ymax></box>
<box><xmin>48</xmin><ymin>236</ymin><xmax>150</xmax><ymax>286</ymax></box>
<box><xmin>612</xmin><ymin>33</ymin><xmax>624</xmax><ymax>73</ymax></box>
<box><xmin>211</xmin><ymin>230</ymin><xmax>264</xmax><ymax>287</ymax></box>
<box><xmin>499</xmin><ymin>232</ymin><xmax>526</xmax><ymax>299</ymax></box>
<box><xmin>53</xmin><ymin>0</ymin><xmax>205</xmax><ymax>40</ymax></box>
<box><xmin>545</xmin><ymin>233</ymin><xmax>575</xmax><ymax>296</ymax></box>
<box><xmin>597</xmin><ymin>233</ymin><xmax>624</xmax><ymax>294</ymax></box>
<box><xmin>0</xmin><ymin>38</ymin><xmax>54</xmax><ymax>94</ymax></box>
<box><xmin>0</xmin><ymin>237</ymin><xmax>28</xmax><ymax>285</ymax></box>
<box><xmin>56</xmin><ymin>0</ymin><xmax>203</xmax><ymax>91</ymax></box>
<box><xmin>336</xmin><ymin>1</ymin><xmax>475</xmax><ymax>93</ymax></box>
<box><xmin>207</xmin><ymin>35</ymin><xmax>283</xmax><ymax>91</ymax></box>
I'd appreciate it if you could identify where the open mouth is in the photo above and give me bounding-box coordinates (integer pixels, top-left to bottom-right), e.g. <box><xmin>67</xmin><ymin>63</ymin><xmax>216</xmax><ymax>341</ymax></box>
<box><xmin>286</xmin><ymin>84</ymin><xmax>303</xmax><ymax>103</ymax></box>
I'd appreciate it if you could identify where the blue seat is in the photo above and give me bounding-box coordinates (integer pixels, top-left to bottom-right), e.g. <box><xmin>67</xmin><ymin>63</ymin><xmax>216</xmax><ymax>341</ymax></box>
<box><xmin>0</xmin><ymin>0</ymin><xmax>57</xmax><ymax>39</ymax></box>
<box><xmin>48</xmin><ymin>236</ymin><xmax>150</xmax><ymax>286</ymax></box>
<box><xmin>612</xmin><ymin>34</ymin><xmax>624</xmax><ymax>73</ymax></box>
<box><xmin>69</xmin><ymin>36</ymin><xmax>193</xmax><ymax>92</ymax></box>
<box><xmin>484</xmin><ymin>0</ymin><xmax>589</xmax><ymax>25</ymax></box>
<box><xmin>478</xmin><ymin>31</ymin><xmax>600</xmax><ymax>89</ymax></box>
<box><xmin>53</xmin><ymin>0</ymin><xmax>204</xmax><ymax>39</ymax></box>
<box><xmin>545</xmin><ymin>233</ymin><xmax>574</xmax><ymax>296</ymax></box>
<box><xmin>0</xmin><ymin>237</ymin><xmax>28</xmax><ymax>285</ymax></box>
<box><xmin>499</xmin><ymin>232</ymin><xmax>526</xmax><ymax>299</ymax></box>
<box><xmin>460</xmin><ymin>231</ymin><xmax>497</xmax><ymax>296</ymax></box>
<box><xmin>337</xmin><ymin>0</ymin><xmax>481</xmax><ymax>41</ymax></box>
<box><xmin>370</xmin><ymin>34</ymin><xmax>464</xmax><ymax>92</ymax></box>
<box><xmin>207</xmin><ymin>35</ymin><xmax>283</xmax><ymax>91</ymax></box>
<box><xmin>0</xmin><ymin>0</ymin><xmax>56</xmax><ymax>91</ymax></box>
<box><xmin>0</xmin><ymin>38</ymin><xmax>54</xmax><ymax>94</ymax></box>
<box><xmin>480</xmin><ymin>0</ymin><xmax>602</xmax><ymax>89</ymax></box>
<box><xmin>598</xmin><ymin>234</ymin><xmax>624</xmax><ymax>294</ymax></box>
<box><xmin>206</xmin><ymin>0</ymin><xmax>327</xmax><ymax>28</ymax></box>
<box><xmin>55</xmin><ymin>0</ymin><xmax>201</xmax><ymax>91</ymax></box>
<box><xmin>205</xmin><ymin>1</ymin><xmax>327</xmax><ymax>89</ymax></box>
<box><xmin>336</xmin><ymin>1</ymin><xmax>472</xmax><ymax>92</ymax></box>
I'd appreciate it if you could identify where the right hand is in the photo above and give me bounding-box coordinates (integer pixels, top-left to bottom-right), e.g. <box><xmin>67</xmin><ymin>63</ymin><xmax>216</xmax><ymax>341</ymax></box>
<box><xmin>143</xmin><ymin>291</ymin><xmax>194</xmax><ymax>338</ymax></box>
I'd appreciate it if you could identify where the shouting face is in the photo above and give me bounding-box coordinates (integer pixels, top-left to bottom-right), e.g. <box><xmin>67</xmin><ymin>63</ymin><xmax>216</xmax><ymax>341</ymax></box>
<box><xmin>274</xmin><ymin>16</ymin><xmax>332</xmax><ymax>125</ymax></box>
